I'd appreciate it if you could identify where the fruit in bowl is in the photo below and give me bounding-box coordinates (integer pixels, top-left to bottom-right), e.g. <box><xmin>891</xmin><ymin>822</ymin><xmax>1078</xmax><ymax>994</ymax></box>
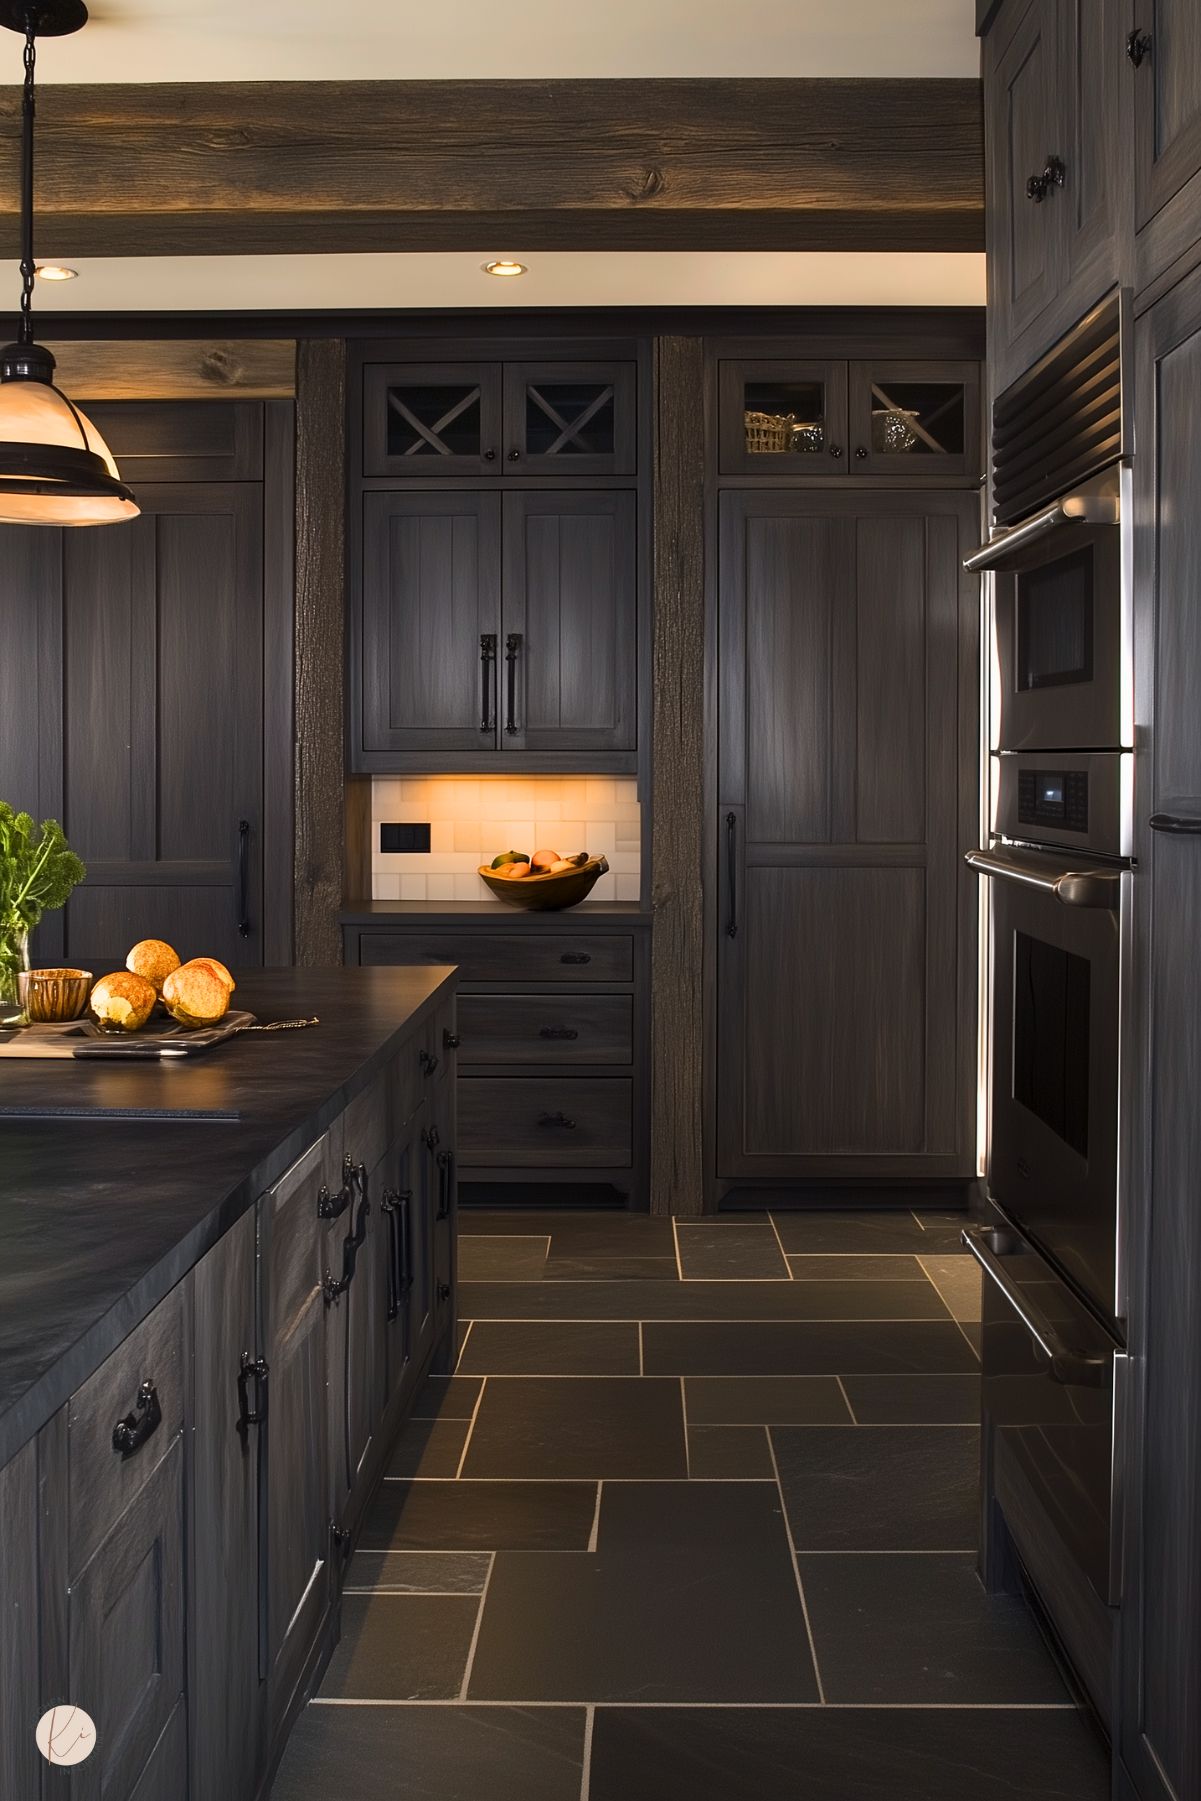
<box><xmin>478</xmin><ymin>850</ymin><xmax>607</xmax><ymax>910</ymax></box>
<box><xmin>90</xmin><ymin>970</ymin><xmax>157</xmax><ymax>1033</ymax></box>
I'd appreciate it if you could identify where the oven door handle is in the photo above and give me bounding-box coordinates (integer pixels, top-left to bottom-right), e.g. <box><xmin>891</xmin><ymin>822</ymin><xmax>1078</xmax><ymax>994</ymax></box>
<box><xmin>962</xmin><ymin>1226</ymin><xmax>1111</xmax><ymax>1388</ymax></box>
<box><xmin>965</xmin><ymin>846</ymin><xmax>1122</xmax><ymax>909</ymax></box>
<box><xmin>964</xmin><ymin>493</ymin><xmax>1120</xmax><ymax>573</ymax></box>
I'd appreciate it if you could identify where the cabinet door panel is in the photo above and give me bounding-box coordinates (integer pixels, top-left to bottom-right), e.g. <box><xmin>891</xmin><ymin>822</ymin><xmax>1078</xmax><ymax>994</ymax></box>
<box><xmin>1061</xmin><ymin>0</ymin><xmax>1121</xmax><ymax>292</ymax></box>
<box><xmin>57</xmin><ymin>485</ymin><xmax>264</xmax><ymax>971</ymax></box>
<box><xmin>361</xmin><ymin>491</ymin><xmax>502</xmax><ymax>755</ymax></box>
<box><xmin>502</xmin><ymin>491</ymin><xmax>637</xmax><ymax>752</ymax></box>
<box><xmin>848</xmin><ymin>361</ymin><xmax>981</xmax><ymax>480</ymax></box>
<box><xmin>718</xmin><ymin>360</ymin><xmax>849</xmax><ymax>475</ymax></box>
<box><xmin>1133</xmin><ymin>0</ymin><xmax>1201</xmax><ymax>228</ymax></box>
<box><xmin>0</xmin><ymin>1439</ymin><xmax>41</xmax><ymax>1801</ymax></box>
<box><xmin>504</xmin><ymin>361</ymin><xmax>636</xmax><ymax>476</ymax></box>
<box><xmin>717</xmin><ymin>491</ymin><xmax>976</xmax><ymax>1180</ymax></box>
<box><xmin>987</xmin><ymin>2</ymin><xmax>1061</xmax><ymax>350</ymax></box>
<box><xmin>68</xmin><ymin>1436</ymin><xmax>186</xmax><ymax>1801</ymax></box>
<box><xmin>363</xmin><ymin>362</ymin><xmax>503</xmax><ymax>477</ymax></box>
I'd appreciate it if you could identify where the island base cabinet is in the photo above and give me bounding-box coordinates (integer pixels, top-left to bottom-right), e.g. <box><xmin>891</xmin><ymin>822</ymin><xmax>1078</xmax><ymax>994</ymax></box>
<box><xmin>0</xmin><ymin>1440</ymin><xmax>41</xmax><ymax>1800</ymax></box>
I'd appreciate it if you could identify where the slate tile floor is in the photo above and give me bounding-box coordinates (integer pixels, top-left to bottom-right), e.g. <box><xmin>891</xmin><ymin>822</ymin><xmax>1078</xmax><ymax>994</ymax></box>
<box><xmin>271</xmin><ymin>1208</ymin><xmax>1110</xmax><ymax>1801</ymax></box>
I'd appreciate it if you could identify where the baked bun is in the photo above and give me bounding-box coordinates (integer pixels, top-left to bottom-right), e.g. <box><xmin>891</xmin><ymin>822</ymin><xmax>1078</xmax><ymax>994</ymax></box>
<box><xmin>180</xmin><ymin>957</ymin><xmax>235</xmax><ymax>993</ymax></box>
<box><xmin>162</xmin><ymin>962</ymin><xmax>231</xmax><ymax>1028</ymax></box>
<box><xmin>126</xmin><ymin>938</ymin><xmax>181</xmax><ymax>994</ymax></box>
<box><xmin>89</xmin><ymin>970</ymin><xmax>157</xmax><ymax>1033</ymax></box>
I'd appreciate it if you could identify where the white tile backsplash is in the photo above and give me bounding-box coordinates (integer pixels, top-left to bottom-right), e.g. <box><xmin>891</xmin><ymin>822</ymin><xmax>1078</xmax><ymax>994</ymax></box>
<box><xmin>371</xmin><ymin>775</ymin><xmax>641</xmax><ymax>903</ymax></box>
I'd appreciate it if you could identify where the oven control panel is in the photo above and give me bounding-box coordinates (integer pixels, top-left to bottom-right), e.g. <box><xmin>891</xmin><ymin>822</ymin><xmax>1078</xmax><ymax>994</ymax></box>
<box><xmin>1018</xmin><ymin>768</ymin><xmax>1089</xmax><ymax>834</ymax></box>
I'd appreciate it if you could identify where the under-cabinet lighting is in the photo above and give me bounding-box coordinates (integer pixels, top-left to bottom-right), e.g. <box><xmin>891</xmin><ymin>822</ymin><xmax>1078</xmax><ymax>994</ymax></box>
<box><xmin>482</xmin><ymin>259</ymin><xmax>528</xmax><ymax>278</ymax></box>
<box><xmin>35</xmin><ymin>263</ymin><xmax>78</xmax><ymax>281</ymax></box>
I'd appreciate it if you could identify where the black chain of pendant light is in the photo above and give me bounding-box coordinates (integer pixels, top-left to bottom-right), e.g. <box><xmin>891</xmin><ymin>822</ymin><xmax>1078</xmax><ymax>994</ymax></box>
<box><xmin>19</xmin><ymin>22</ymin><xmax>36</xmax><ymax>344</ymax></box>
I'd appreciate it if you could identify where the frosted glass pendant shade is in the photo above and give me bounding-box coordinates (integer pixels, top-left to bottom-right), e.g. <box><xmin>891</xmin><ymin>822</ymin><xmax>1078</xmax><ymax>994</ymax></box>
<box><xmin>0</xmin><ymin>346</ymin><xmax>138</xmax><ymax>526</ymax></box>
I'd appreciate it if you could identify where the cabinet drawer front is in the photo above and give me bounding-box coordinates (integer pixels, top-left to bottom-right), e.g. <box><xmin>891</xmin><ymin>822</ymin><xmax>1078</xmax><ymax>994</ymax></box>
<box><xmin>458</xmin><ymin>994</ymin><xmax>632</xmax><ymax>1065</ymax></box>
<box><xmin>358</xmin><ymin>931</ymin><xmax>633</xmax><ymax>985</ymax></box>
<box><xmin>68</xmin><ymin>1281</ymin><xmax>186</xmax><ymax>1577</ymax></box>
<box><xmin>460</xmin><ymin>1078</ymin><xmax>632</xmax><ymax>1167</ymax></box>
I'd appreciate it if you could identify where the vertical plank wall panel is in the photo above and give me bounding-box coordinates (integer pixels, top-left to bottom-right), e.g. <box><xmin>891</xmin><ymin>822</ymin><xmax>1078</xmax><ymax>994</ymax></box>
<box><xmin>650</xmin><ymin>337</ymin><xmax>706</xmax><ymax>1214</ymax></box>
<box><xmin>295</xmin><ymin>339</ymin><xmax>348</xmax><ymax>965</ymax></box>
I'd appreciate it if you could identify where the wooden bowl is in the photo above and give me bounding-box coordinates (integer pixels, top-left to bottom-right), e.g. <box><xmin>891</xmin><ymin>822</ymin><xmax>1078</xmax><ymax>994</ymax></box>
<box><xmin>477</xmin><ymin>856</ymin><xmax>609</xmax><ymax>911</ymax></box>
<box><xmin>18</xmin><ymin>967</ymin><xmax>93</xmax><ymax>1023</ymax></box>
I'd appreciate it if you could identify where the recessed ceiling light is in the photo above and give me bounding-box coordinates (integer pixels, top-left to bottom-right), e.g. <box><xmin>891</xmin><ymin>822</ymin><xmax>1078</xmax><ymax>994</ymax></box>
<box><xmin>482</xmin><ymin>259</ymin><xmax>527</xmax><ymax>278</ymax></box>
<box><xmin>35</xmin><ymin>263</ymin><xmax>78</xmax><ymax>282</ymax></box>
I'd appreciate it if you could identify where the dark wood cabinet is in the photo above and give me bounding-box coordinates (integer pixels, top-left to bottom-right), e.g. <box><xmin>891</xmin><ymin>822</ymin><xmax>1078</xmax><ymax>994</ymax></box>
<box><xmin>0</xmin><ymin>400</ymin><xmax>293</xmax><ymax>971</ymax></box>
<box><xmin>718</xmin><ymin>359</ymin><xmax>849</xmax><ymax>474</ymax></box>
<box><xmin>848</xmin><ymin>361</ymin><xmax>981</xmax><ymax>479</ymax></box>
<box><xmin>1131</xmin><ymin>0</ymin><xmax>1201</xmax><ymax>235</ymax></box>
<box><xmin>715</xmin><ymin>490</ymin><xmax>978</xmax><ymax>1183</ymax></box>
<box><xmin>502</xmin><ymin>491</ymin><xmax>637</xmax><ymax>752</ymax></box>
<box><xmin>0</xmin><ymin>1440</ymin><xmax>41</xmax><ymax>1801</ymax></box>
<box><xmin>986</xmin><ymin>1</ymin><xmax>1063</xmax><ymax>355</ymax></box>
<box><xmin>354</xmin><ymin>488</ymin><xmax>638</xmax><ymax>769</ymax></box>
<box><xmin>1117</xmin><ymin>260</ymin><xmax>1201</xmax><ymax>1801</ymax></box>
<box><xmin>363</xmin><ymin>357</ymin><xmax>636</xmax><ymax>479</ymax></box>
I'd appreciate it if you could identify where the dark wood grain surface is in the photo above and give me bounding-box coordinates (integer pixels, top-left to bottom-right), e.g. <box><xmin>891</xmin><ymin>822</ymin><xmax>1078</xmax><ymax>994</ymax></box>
<box><xmin>0</xmin><ymin>80</ymin><xmax>984</xmax><ymax>256</ymax></box>
<box><xmin>0</xmin><ymin>966</ymin><xmax>454</xmax><ymax>1469</ymax></box>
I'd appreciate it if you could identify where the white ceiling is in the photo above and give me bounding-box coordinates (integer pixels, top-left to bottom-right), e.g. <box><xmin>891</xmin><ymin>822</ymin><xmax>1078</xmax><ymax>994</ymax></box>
<box><xmin>36</xmin><ymin>250</ymin><xmax>986</xmax><ymax>313</ymax></box>
<box><xmin>33</xmin><ymin>0</ymin><xmax>980</xmax><ymax>82</ymax></box>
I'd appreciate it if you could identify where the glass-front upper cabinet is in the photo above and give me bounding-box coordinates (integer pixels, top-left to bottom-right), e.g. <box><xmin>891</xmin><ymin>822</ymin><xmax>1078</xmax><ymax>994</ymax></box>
<box><xmin>718</xmin><ymin>360</ymin><xmax>849</xmax><ymax>475</ymax></box>
<box><xmin>364</xmin><ymin>363</ymin><xmax>504</xmax><ymax>477</ymax></box>
<box><xmin>848</xmin><ymin>361</ymin><xmax>980</xmax><ymax>478</ymax></box>
<box><xmin>504</xmin><ymin>362</ymin><xmax>637</xmax><ymax>475</ymax></box>
<box><xmin>363</xmin><ymin>360</ymin><xmax>637</xmax><ymax>478</ymax></box>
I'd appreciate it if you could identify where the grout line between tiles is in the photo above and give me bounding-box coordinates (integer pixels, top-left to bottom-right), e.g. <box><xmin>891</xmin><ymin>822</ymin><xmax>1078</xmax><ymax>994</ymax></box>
<box><xmin>767</xmin><ymin>1213</ymin><xmax>794</xmax><ymax>1279</ymax></box>
<box><xmin>949</xmin><ymin>1314</ymin><xmax>983</xmax><ymax>1363</ymax></box>
<box><xmin>911</xmin><ymin>1211</ymin><xmax>928</xmax><ymax>1231</ymax></box>
<box><xmin>671</xmin><ymin>1217</ymin><xmax>684</xmax><ymax>1281</ymax></box>
<box><xmin>310</xmin><ymin>1698</ymin><xmax>1081</xmax><ymax>1710</ymax></box>
<box><xmin>455</xmin><ymin>1316</ymin><xmax>971</xmax><ymax>1324</ymax></box>
<box><xmin>587</xmin><ymin>1482</ymin><xmax>603</xmax><ymax>1553</ymax></box>
<box><xmin>579</xmin><ymin>1704</ymin><xmax>595</xmax><ymax>1801</ymax></box>
<box><xmin>454</xmin><ymin>1377</ymin><xmax>487</xmax><ymax>1479</ymax></box>
<box><xmin>680</xmin><ymin>1377</ymin><xmax>691</xmax><ymax>1478</ymax></box>
<box><xmin>765</xmin><ymin>1426</ymin><xmax>826</xmax><ymax>1705</ymax></box>
<box><xmin>835</xmin><ymin>1376</ymin><xmax>858</xmax><ymax>1425</ymax></box>
<box><xmin>453</xmin><ymin>1320</ymin><xmax>475</xmax><ymax>1372</ymax></box>
<box><xmin>456</xmin><ymin>1552</ymin><xmax>496</xmax><ymax>1701</ymax></box>
<box><xmin>637</xmin><ymin>1320</ymin><xmax>644</xmax><ymax>1376</ymax></box>
<box><xmin>342</xmin><ymin>1587</ymin><xmax>489</xmax><ymax>1596</ymax></box>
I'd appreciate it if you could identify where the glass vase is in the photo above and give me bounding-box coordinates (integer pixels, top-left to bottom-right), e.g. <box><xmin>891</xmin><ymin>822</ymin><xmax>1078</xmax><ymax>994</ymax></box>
<box><xmin>0</xmin><ymin>924</ymin><xmax>30</xmax><ymax>1025</ymax></box>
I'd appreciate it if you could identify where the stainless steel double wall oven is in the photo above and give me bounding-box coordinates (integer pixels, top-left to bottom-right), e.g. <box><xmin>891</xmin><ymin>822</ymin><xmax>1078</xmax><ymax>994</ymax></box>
<box><xmin>966</xmin><ymin>296</ymin><xmax>1131</xmax><ymax>1727</ymax></box>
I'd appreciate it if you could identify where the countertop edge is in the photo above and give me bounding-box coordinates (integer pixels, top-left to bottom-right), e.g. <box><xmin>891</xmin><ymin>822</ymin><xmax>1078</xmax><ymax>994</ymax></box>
<box><xmin>0</xmin><ymin>968</ymin><xmax>457</xmax><ymax>1469</ymax></box>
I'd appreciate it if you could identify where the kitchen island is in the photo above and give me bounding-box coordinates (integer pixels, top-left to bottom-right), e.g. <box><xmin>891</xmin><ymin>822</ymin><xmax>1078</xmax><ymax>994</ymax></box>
<box><xmin>0</xmin><ymin>965</ymin><xmax>458</xmax><ymax>1801</ymax></box>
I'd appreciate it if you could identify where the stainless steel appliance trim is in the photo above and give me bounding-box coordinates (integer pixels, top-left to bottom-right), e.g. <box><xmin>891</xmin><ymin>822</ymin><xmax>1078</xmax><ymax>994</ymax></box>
<box><xmin>965</xmin><ymin>492</ymin><xmax>1120</xmax><ymax>574</ymax></box>
<box><xmin>1109</xmin><ymin>1348</ymin><xmax>1130</xmax><ymax>1604</ymax></box>
<box><xmin>963</xmin><ymin>1225</ymin><xmax>1111</xmax><ymax>1386</ymax></box>
<box><xmin>965</xmin><ymin>845</ymin><xmax>1123</xmax><ymax>909</ymax></box>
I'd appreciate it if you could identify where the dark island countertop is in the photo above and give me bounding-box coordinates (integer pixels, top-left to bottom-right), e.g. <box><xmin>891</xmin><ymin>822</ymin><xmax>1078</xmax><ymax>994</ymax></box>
<box><xmin>0</xmin><ymin>965</ymin><xmax>455</xmax><ymax>1469</ymax></box>
<box><xmin>339</xmin><ymin>899</ymin><xmax>652</xmax><ymax>926</ymax></box>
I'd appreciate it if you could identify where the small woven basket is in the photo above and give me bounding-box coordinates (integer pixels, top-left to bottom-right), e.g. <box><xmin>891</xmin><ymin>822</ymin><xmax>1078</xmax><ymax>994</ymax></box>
<box><xmin>744</xmin><ymin>409</ymin><xmax>794</xmax><ymax>454</ymax></box>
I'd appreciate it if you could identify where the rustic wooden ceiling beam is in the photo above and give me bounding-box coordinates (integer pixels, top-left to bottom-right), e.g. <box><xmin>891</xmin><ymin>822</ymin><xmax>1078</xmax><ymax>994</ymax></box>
<box><xmin>0</xmin><ymin>78</ymin><xmax>983</xmax><ymax>257</ymax></box>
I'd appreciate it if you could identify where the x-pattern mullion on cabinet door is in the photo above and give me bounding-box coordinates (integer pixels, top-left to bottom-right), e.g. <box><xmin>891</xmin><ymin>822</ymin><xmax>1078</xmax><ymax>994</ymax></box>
<box><xmin>868</xmin><ymin>381</ymin><xmax>947</xmax><ymax>455</ymax></box>
<box><xmin>527</xmin><ymin>383</ymin><xmax>614</xmax><ymax>455</ymax></box>
<box><xmin>387</xmin><ymin>386</ymin><xmax>482</xmax><ymax>457</ymax></box>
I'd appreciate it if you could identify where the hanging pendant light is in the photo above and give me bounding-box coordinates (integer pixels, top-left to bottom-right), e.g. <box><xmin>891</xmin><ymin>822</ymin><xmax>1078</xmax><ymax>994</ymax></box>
<box><xmin>0</xmin><ymin>0</ymin><xmax>136</xmax><ymax>525</ymax></box>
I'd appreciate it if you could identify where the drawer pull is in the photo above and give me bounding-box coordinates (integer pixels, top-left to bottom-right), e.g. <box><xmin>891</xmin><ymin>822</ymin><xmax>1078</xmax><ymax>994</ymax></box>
<box><xmin>437</xmin><ymin>1282</ymin><xmax>452</xmax><ymax>1304</ymax></box>
<box><xmin>443</xmin><ymin>1030</ymin><xmax>461</xmax><ymax>1049</ymax></box>
<box><xmin>112</xmin><ymin>1379</ymin><xmax>162</xmax><ymax>1458</ymax></box>
<box><xmin>381</xmin><ymin>1188</ymin><xmax>413</xmax><ymax>1320</ymax></box>
<box><xmin>324</xmin><ymin>1174</ymin><xmax>372</xmax><ymax>1304</ymax></box>
<box><xmin>423</xmin><ymin>1124</ymin><xmax>441</xmax><ymax>1153</ymax></box>
<box><xmin>436</xmin><ymin>1148</ymin><xmax>453</xmax><ymax>1221</ymax></box>
<box><xmin>538</xmin><ymin>1110</ymin><xmax>577</xmax><ymax>1130</ymax></box>
<box><xmin>419</xmin><ymin>1049</ymin><xmax>440</xmax><ymax>1077</ymax></box>
<box><xmin>540</xmin><ymin>1026</ymin><xmax>579</xmax><ymax>1040</ymax></box>
<box><xmin>560</xmin><ymin>952</ymin><xmax>591</xmax><ymax>965</ymax></box>
<box><xmin>317</xmin><ymin>1177</ymin><xmax>352</xmax><ymax>1221</ymax></box>
<box><xmin>237</xmin><ymin>1353</ymin><xmax>269</xmax><ymax>1430</ymax></box>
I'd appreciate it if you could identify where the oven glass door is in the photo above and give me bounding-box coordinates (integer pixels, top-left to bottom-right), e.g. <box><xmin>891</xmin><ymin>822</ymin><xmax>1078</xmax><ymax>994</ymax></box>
<box><xmin>988</xmin><ymin>868</ymin><xmax>1120</xmax><ymax>1323</ymax></box>
<box><xmin>994</xmin><ymin>524</ymin><xmax>1122</xmax><ymax>751</ymax></box>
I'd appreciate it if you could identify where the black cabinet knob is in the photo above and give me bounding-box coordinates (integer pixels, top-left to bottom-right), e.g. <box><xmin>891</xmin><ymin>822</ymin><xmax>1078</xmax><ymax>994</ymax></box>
<box><xmin>508</xmin><ymin>449</ymin><xmax>521</xmax><ymax>462</ymax></box>
<box><xmin>829</xmin><ymin>444</ymin><xmax>843</xmax><ymax>458</ymax></box>
<box><xmin>855</xmin><ymin>446</ymin><xmax>868</xmax><ymax>460</ymax></box>
<box><xmin>437</xmin><ymin>1282</ymin><xmax>452</xmax><ymax>1303</ymax></box>
<box><xmin>483</xmin><ymin>448</ymin><xmax>497</xmax><ymax>461</ymax></box>
<box><xmin>443</xmin><ymin>1030</ymin><xmax>461</xmax><ymax>1049</ymax></box>
<box><xmin>1127</xmin><ymin>28</ymin><xmax>1152</xmax><ymax>66</ymax></box>
<box><xmin>112</xmin><ymin>1379</ymin><xmax>162</xmax><ymax>1457</ymax></box>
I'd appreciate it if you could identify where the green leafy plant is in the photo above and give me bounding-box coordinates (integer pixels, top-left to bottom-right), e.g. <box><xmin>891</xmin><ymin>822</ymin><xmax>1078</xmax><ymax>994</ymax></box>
<box><xmin>0</xmin><ymin>802</ymin><xmax>86</xmax><ymax>949</ymax></box>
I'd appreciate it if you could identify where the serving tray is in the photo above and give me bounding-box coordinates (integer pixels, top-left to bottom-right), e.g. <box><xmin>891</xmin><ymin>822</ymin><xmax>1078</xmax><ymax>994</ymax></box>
<box><xmin>0</xmin><ymin>1010</ymin><xmax>257</xmax><ymax>1060</ymax></box>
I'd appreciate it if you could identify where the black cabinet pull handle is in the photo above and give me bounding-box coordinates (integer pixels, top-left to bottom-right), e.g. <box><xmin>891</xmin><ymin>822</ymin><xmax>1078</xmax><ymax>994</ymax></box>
<box><xmin>324</xmin><ymin>1165</ymin><xmax>371</xmax><ymax>1304</ymax></box>
<box><xmin>436</xmin><ymin>1148</ymin><xmax>453</xmax><ymax>1220</ymax></box>
<box><xmin>1150</xmin><ymin>813</ymin><xmax>1201</xmax><ymax>834</ymax></box>
<box><xmin>443</xmin><ymin>1030</ymin><xmax>461</xmax><ymax>1049</ymax></box>
<box><xmin>1026</xmin><ymin>155</ymin><xmax>1066</xmax><ymax>202</ymax></box>
<box><xmin>317</xmin><ymin>1177</ymin><xmax>352</xmax><ymax>1220</ymax></box>
<box><xmin>381</xmin><ymin>1187</ymin><xmax>413</xmax><ymax>1319</ymax></box>
<box><xmin>538</xmin><ymin>1110</ymin><xmax>577</xmax><ymax>1129</ymax></box>
<box><xmin>560</xmin><ymin>951</ymin><xmax>591</xmax><ymax>965</ymax></box>
<box><xmin>423</xmin><ymin>1124</ymin><xmax>441</xmax><ymax>1153</ymax></box>
<box><xmin>330</xmin><ymin>1521</ymin><xmax>352</xmax><ymax>1560</ymax></box>
<box><xmin>505</xmin><ymin>633</ymin><xmax>522</xmax><ymax>735</ymax></box>
<box><xmin>419</xmin><ymin>1048</ymin><xmax>440</xmax><ymax>1077</ymax></box>
<box><xmin>438</xmin><ymin>1281</ymin><xmax>452</xmax><ymax>1304</ymax></box>
<box><xmin>237</xmin><ymin>1352</ymin><xmax>269</xmax><ymax>1429</ymax></box>
<box><xmin>236</xmin><ymin>818</ymin><xmax>250</xmax><ymax>939</ymax></box>
<box><xmin>726</xmin><ymin>812</ymin><xmax>738</xmax><ymax>938</ymax></box>
<box><xmin>1127</xmin><ymin>28</ymin><xmax>1152</xmax><ymax>66</ymax></box>
<box><xmin>480</xmin><ymin>633</ymin><xmax>497</xmax><ymax>733</ymax></box>
<box><xmin>112</xmin><ymin>1379</ymin><xmax>162</xmax><ymax>1457</ymax></box>
<box><xmin>540</xmin><ymin>1025</ymin><xmax>579</xmax><ymax>1040</ymax></box>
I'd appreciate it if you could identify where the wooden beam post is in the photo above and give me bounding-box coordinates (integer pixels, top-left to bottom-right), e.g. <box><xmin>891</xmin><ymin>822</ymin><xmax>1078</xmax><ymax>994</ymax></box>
<box><xmin>650</xmin><ymin>336</ymin><xmax>707</xmax><ymax>1216</ymax></box>
<box><xmin>293</xmin><ymin>338</ymin><xmax>347</xmax><ymax>966</ymax></box>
